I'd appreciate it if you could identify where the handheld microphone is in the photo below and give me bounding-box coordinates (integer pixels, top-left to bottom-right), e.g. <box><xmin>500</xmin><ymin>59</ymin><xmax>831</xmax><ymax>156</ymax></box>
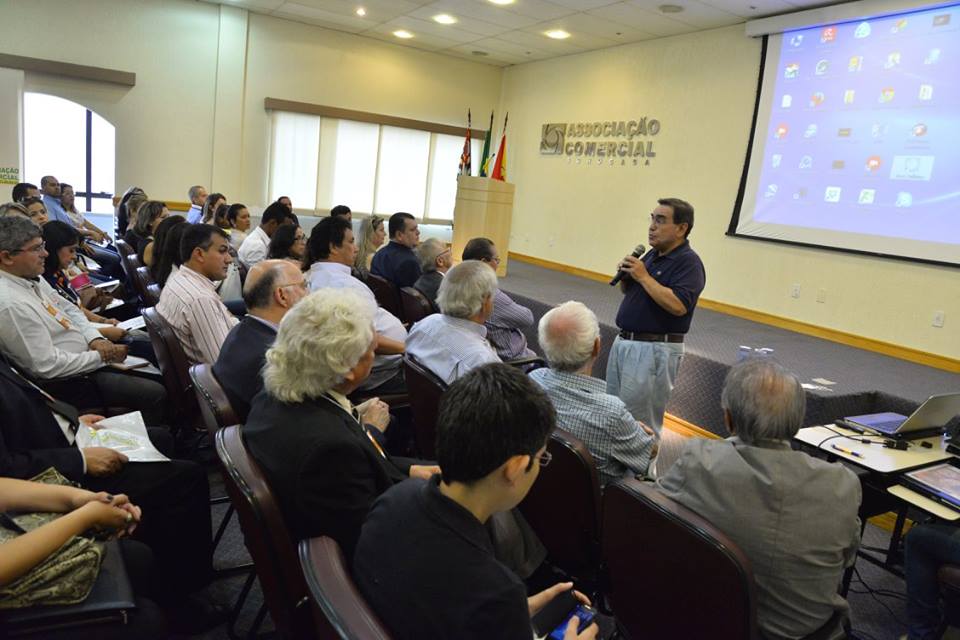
<box><xmin>609</xmin><ymin>244</ymin><xmax>646</xmax><ymax>286</ymax></box>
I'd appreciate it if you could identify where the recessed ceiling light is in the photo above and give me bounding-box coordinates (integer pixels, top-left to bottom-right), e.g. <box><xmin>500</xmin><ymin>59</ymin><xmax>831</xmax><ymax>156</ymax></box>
<box><xmin>658</xmin><ymin>4</ymin><xmax>684</xmax><ymax>13</ymax></box>
<box><xmin>355</xmin><ymin>7</ymin><xmax>366</xmax><ymax>16</ymax></box>
<box><xmin>488</xmin><ymin>0</ymin><xmax>515</xmax><ymax>5</ymax></box>
<box><xmin>433</xmin><ymin>14</ymin><xmax>458</xmax><ymax>25</ymax></box>
<box><xmin>393</xmin><ymin>29</ymin><xmax>414</xmax><ymax>39</ymax></box>
<box><xmin>544</xmin><ymin>29</ymin><xmax>571</xmax><ymax>39</ymax></box>
<box><xmin>471</xmin><ymin>50</ymin><xmax>489</xmax><ymax>56</ymax></box>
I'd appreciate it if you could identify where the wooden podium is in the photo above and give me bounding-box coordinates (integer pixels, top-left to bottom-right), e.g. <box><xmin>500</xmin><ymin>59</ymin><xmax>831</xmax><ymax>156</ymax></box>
<box><xmin>451</xmin><ymin>176</ymin><xmax>515</xmax><ymax>277</ymax></box>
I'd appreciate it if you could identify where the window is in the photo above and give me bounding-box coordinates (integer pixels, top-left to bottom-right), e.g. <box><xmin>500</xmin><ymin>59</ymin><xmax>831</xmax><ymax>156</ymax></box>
<box><xmin>23</xmin><ymin>93</ymin><xmax>115</xmax><ymax>213</ymax></box>
<box><xmin>269</xmin><ymin>109</ymin><xmax>485</xmax><ymax>224</ymax></box>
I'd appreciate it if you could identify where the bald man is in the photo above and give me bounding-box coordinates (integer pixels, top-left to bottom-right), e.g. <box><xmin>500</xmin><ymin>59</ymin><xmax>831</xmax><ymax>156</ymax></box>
<box><xmin>213</xmin><ymin>259</ymin><xmax>308</xmax><ymax>421</ymax></box>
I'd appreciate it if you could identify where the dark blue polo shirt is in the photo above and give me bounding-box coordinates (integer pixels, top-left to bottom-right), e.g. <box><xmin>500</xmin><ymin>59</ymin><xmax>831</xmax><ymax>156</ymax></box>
<box><xmin>354</xmin><ymin>477</ymin><xmax>532</xmax><ymax>640</ymax></box>
<box><xmin>370</xmin><ymin>241</ymin><xmax>421</xmax><ymax>288</ymax></box>
<box><xmin>614</xmin><ymin>240</ymin><xmax>706</xmax><ymax>335</ymax></box>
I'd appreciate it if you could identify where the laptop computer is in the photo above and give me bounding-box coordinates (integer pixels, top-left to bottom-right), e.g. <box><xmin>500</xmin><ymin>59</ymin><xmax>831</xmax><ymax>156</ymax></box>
<box><xmin>902</xmin><ymin>461</ymin><xmax>960</xmax><ymax>511</ymax></box>
<box><xmin>842</xmin><ymin>392</ymin><xmax>960</xmax><ymax>436</ymax></box>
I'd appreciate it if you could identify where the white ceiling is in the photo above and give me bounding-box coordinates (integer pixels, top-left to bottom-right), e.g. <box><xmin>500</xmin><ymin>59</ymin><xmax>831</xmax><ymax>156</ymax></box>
<box><xmin>203</xmin><ymin>0</ymin><xmax>850</xmax><ymax>66</ymax></box>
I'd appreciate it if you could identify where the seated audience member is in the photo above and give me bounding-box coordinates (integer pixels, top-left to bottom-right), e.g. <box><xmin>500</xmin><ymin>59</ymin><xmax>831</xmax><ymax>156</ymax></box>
<box><xmin>405</xmin><ymin>260</ymin><xmax>500</xmax><ymax>385</ymax></box>
<box><xmin>147</xmin><ymin>215</ymin><xmax>187</xmax><ymax>281</ymax></box>
<box><xmin>226</xmin><ymin>203</ymin><xmax>251</xmax><ymax>249</ymax></box>
<box><xmin>330</xmin><ymin>204</ymin><xmax>351</xmax><ymax>222</ymax></box>
<box><xmin>463</xmin><ymin>237</ymin><xmax>536</xmax><ymax>360</ymax></box>
<box><xmin>657</xmin><ymin>358</ymin><xmax>861</xmax><ymax>640</ymax></box>
<box><xmin>355</xmin><ymin>363</ymin><xmax>598</xmax><ymax>640</ymax></box>
<box><xmin>370</xmin><ymin>211</ymin><xmax>421</xmax><ymax>288</ymax></box>
<box><xmin>266</xmin><ymin>223</ymin><xmax>306</xmax><ymax>264</ymax></box>
<box><xmin>60</xmin><ymin>183</ymin><xmax>107</xmax><ymax>242</ymax></box>
<box><xmin>0</xmin><ymin>217</ymin><xmax>166</xmax><ymax>423</ymax></box>
<box><xmin>213</xmin><ymin>259</ymin><xmax>308</xmax><ymax>422</ymax></box>
<box><xmin>133</xmin><ymin>201</ymin><xmax>170</xmax><ymax>265</ymax></box>
<box><xmin>61</xmin><ymin>182</ymin><xmax>123</xmax><ymax>281</ymax></box>
<box><xmin>305</xmin><ymin>217</ymin><xmax>407</xmax><ymax>395</ymax></box>
<box><xmin>185</xmin><ymin>184</ymin><xmax>207</xmax><ymax>224</ymax></box>
<box><xmin>0</xmin><ymin>202</ymin><xmax>29</xmax><ymax>218</ymax></box>
<box><xmin>413</xmin><ymin>237</ymin><xmax>452</xmax><ymax>310</ymax></box>
<box><xmin>20</xmin><ymin>196</ymin><xmax>49</xmax><ymax>226</ymax></box>
<box><xmin>39</xmin><ymin>175</ymin><xmax>73</xmax><ymax>225</ymax></box>
<box><xmin>200</xmin><ymin>192</ymin><xmax>226</xmax><ymax>225</ymax></box>
<box><xmin>42</xmin><ymin>222</ymin><xmax>121</xmax><ymax>317</ymax></box>
<box><xmin>115</xmin><ymin>186</ymin><xmax>146</xmax><ymax>236</ymax></box>
<box><xmin>11</xmin><ymin>182</ymin><xmax>39</xmax><ymax>203</ymax></box>
<box><xmin>209</xmin><ymin>203</ymin><xmax>231</xmax><ymax>231</ymax></box>
<box><xmin>238</xmin><ymin>201</ymin><xmax>293</xmax><ymax>267</ymax></box>
<box><xmin>242</xmin><ymin>289</ymin><xmax>437</xmax><ymax>559</ymax></box>
<box><xmin>0</xmin><ymin>477</ymin><xmax>166</xmax><ymax>639</ymax></box>
<box><xmin>354</xmin><ymin>214</ymin><xmax>384</xmax><ymax>275</ymax></box>
<box><xmin>149</xmin><ymin>219</ymin><xmax>189</xmax><ymax>288</ymax></box>
<box><xmin>531</xmin><ymin>301</ymin><xmax>657</xmax><ymax>484</ymax></box>
<box><xmin>905</xmin><ymin>523</ymin><xmax>960</xmax><ymax>640</ymax></box>
<box><xmin>156</xmin><ymin>224</ymin><xmax>238</xmax><ymax>364</ymax></box>
<box><xmin>277</xmin><ymin>195</ymin><xmax>293</xmax><ymax>213</ymax></box>
<box><xmin>0</xmin><ymin>359</ymin><xmax>221</xmax><ymax>632</ymax></box>
<box><xmin>121</xmin><ymin>193</ymin><xmax>149</xmax><ymax>249</ymax></box>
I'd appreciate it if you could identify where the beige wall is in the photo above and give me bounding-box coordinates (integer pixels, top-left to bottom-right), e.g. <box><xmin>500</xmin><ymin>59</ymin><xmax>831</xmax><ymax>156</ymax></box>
<box><xmin>0</xmin><ymin>0</ymin><xmax>502</xmax><ymax>205</ymax></box>
<box><xmin>500</xmin><ymin>24</ymin><xmax>959</xmax><ymax>359</ymax></box>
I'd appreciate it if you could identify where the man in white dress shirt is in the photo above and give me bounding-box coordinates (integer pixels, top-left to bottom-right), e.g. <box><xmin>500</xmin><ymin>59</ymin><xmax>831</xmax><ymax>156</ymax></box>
<box><xmin>238</xmin><ymin>201</ymin><xmax>294</xmax><ymax>268</ymax></box>
<box><xmin>0</xmin><ymin>216</ymin><xmax>166</xmax><ymax>422</ymax></box>
<box><xmin>304</xmin><ymin>217</ymin><xmax>406</xmax><ymax>394</ymax></box>
<box><xmin>157</xmin><ymin>224</ymin><xmax>239</xmax><ymax>365</ymax></box>
<box><xmin>406</xmin><ymin>260</ymin><xmax>501</xmax><ymax>385</ymax></box>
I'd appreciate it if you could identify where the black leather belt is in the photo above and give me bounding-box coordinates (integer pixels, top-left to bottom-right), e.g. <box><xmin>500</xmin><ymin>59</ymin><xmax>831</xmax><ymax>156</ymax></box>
<box><xmin>618</xmin><ymin>330</ymin><xmax>684</xmax><ymax>343</ymax></box>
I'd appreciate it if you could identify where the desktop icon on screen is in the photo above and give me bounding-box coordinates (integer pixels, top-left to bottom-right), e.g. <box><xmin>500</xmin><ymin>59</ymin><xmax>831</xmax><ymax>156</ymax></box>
<box><xmin>821</xmin><ymin>26</ymin><xmax>837</xmax><ymax>43</ymax></box>
<box><xmin>798</xmin><ymin>155</ymin><xmax>813</xmax><ymax>169</ymax></box>
<box><xmin>871</xmin><ymin>123</ymin><xmax>888</xmax><ymax>138</ymax></box>
<box><xmin>933</xmin><ymin>14</ymin><xmax>951</xmax><ymax>27</ymax></box>
<box><xmin>765</xmin><ymin>184</ymin><xmax>779</xmax><ymax>198</ymax></box>
<box><xmin>815</xmin><ymin>60</ymin><xmax>830</xmax><ymax>75</ymax></box>
<box><xmin>838</xmin><ymin>128</ymin><xmax>852</xmax><ymax>137</ymax></box>
<box><xmin>775</xmin><ymin>124</ymin><xmax>789</xmax><ymax>139</ymax></box>
<box><xmin>879</xmin><ymin>88</ymin><xmax>895</xmax><ymax>103</ymax></box>
<box><xmin>924</xmin><ymin>48</ymin><xmax>940</xmax><ymax>65</ymax></box>
<box><xmin>824</xmin><ymin>186</ymin><xmax>842</xmax><ymax>202</ymax></box>
<box><xmin>858</xmin><ymin>189</ymin><xmax>876</xmax><ymax>204</ymax></box>
<box><xmin>785</xmin><ymin>63</ymin><xmax>799</xmax><ymax>78</ymax></box>
<box><xmin>804</xmin><ymin>124</ymin><xmax>818</xmax><ymax>138</ymax></box>
<box><xmin>790</xmin><ymin>34</ymin><xmax>804</xmax><ymax>47</ymax></box>
<box><xmin>771</xmin><ymin>154</ymin><xmax>782</xmax><ymax>168</ymax></box>
<box><xmin>912</xmin><ymin>123</ymin><xmax>927</xmax><ymax>137</ymax></box>
<box><xmin>918</xmin><ymin>84</ymin><xmax>934</xmax><ymax>100</ymax></box>
<box><xmin>854</xmin><ymin>22</ymin><xmax>871</xmax><ymax>38</ymax></box>
<box><xmin>832</xmin><ymin>160</ymin><xmax>846</xmax><ymax>169</ymax></box>
<box><xmin>792</xmin><ymin>187</ymin><xmax>808</xmax><ymax>200</ymax></box>
<box><xmin>895</xmin><ymin>192</ymin><xmax>913</xmax><ymax>207</ymax></box>
<box><xmin>865</xmin><ymin>156</ymin><xmax>882</xmax><ymax>172</ymax></box>
<box><xmin>884</xmin><ymin>52</ymin><xmax>901</xmax><ymax>69</ymax></box>
<box><xmin>843</xmin><ymin>90</ymin><xmax>856</xmax><ymax>104</ymax></box>
<box><xmin>848</xmin><ymin>56</ymin><xmax>863</xmax><ymax>72</ymax></box>
<box><xmin>809</xmin><ymin>92</ymin><xmax>825</xmax><ymax>107</ymax></box>
<box><xmin>781</xmin><ymin>94</ymin><xmax>793</xmax><ymax>108</ymax></box>
<box><xmin>890</xmin><ymin>18</ymin><xmax>908</xmax><ymax>33</ymax></box>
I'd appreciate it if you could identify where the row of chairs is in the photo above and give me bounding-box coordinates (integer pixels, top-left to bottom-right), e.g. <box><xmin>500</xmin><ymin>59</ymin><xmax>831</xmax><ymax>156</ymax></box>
<box><xmin>362</xmin><ymin>272</ymin><xmax>433</xmax><ymax>326</ymax></box>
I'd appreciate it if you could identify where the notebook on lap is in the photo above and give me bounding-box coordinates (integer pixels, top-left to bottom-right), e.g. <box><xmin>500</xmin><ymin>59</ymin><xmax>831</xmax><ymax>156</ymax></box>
<box><xmin>843</xmin><ymin>392</ymin><xmax>960</xmax><ymax>436</ymax></box>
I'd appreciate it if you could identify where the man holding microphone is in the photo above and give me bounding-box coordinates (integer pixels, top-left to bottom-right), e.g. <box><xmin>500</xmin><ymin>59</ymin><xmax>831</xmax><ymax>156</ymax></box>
<box><xmin>607</xmin><ymin>197</ymin><xmax>705</xmax><ymax>436</ymax></box>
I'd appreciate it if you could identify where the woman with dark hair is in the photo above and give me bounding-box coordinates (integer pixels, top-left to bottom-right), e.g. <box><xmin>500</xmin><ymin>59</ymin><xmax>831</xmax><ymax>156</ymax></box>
<box><xmin>226</xmin><ymin>203</ymin><xmax>251</xmax><ymax>249</ymax></box>
<box><xmin>132</xmin><ymin>201</ymin><xmax>170</xmax><ymax>266</ymax></box>
<box><xmin>116</xmin><ymin>186</ymin><xmax>146</xmax><ymax>236</ymax></box>
<box><xmin>148</xmin><ymin>216</ymin><xmax>187</xmax><ymax>283</ymax></box>
<box><xmin>61</xmin><ymin>183</ymin><xmax>124</xmax><ymax>281</ymax></box>
<box><xmin>152</xmin><ymin>221</ymin><xmax>189</xmax><ymax>288</ymax></box>
<box><xmin>121</xmin><ymin>194</ymin><xmax>149</xmax><ymax>249</ymax></box>
<box><xmin>200</xmin><ymin>193</ymin><xmax>226</xmax><ymax>225</ymax></box>
<box><xmin>267</xmin><ymin>224</ymin><xmax>306</xmax><ymax>264</ymax></box>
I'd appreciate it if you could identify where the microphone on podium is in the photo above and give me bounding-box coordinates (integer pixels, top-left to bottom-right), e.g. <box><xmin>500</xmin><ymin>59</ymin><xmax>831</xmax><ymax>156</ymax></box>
<box><xmin>609</xmin><ymin>244</ymin><xmax>646</xmax><ymax>286</ymax></box>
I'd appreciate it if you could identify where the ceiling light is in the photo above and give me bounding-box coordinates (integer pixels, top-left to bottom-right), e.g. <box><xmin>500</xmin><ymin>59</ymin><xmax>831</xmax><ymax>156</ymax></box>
<box><xmin>393</xmin><ymin>29</ymin><xmax>414</xmax><ymax>39</ymax></box>
<box><xmin>433</xmin><ymin>14</ymin><xmax>458</xmax><ymax>25</ymax></box>
<box><xmin>488</xmin><ymin>0</ymin><xmax>515</xmax><ymax>5</ymax></box>
<box><xmin>658</xmin><ymin>4</ymin><xmax>684</xmax><ymax>13</ymax></box>
<box><xmin>472</xmin><ymin>50</ymin><xmax>489</xmax><ymax>56</ymax></box>
<box><xmin>355</xmin><ymin>7</ymin><xmax>366</xmax><ymax>16</ymax></box>
<box><xmin>544</xmin><ymin>29</ymin><xmax>571</xmax><ymax>39</ymax></box>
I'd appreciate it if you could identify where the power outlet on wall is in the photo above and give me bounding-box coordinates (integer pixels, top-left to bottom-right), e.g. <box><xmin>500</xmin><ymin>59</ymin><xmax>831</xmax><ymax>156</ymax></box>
<box><xmin>933</xmin><ymin>311</ymin><xmax>945</xmax><ymax>328</ymax></box>
<box><xmin>790</xmin><ymin>284</ymin><xmax>801</xmax><ymax>299</ymax></box>
<box><xmin>816</xmin><ymin>288</ymin><xmax>827</xmax><ymax>304</ymax></box>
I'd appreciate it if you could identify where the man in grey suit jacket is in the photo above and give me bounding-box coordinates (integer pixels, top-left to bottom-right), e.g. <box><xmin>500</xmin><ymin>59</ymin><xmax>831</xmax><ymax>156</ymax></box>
<box><xmin>413</xmin><ymin>237</ymin><xmax>451</xmax><ymax>311</ymax></box>
<box><xmin>657</xmin><ymin>358</ymin><xmax>861</xmax><ymax>640</ymax></box>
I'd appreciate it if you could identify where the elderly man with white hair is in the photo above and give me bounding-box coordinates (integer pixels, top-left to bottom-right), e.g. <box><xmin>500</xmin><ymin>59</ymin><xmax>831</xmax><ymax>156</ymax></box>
<box><xmin>657</xmin><ymin>358</ymin><xmax>861</xmax><ymax>640</ymax></box>
<box><xmin>412</xmin><ymin>237</ymin><xmax>451</xmax><ymax>310</ymax></box>
<box><xmin>242</xmin><ymin>288</ymin><xmax>438</xmax><ymax>561</ymax></box>
<box><xmin>405</xmin><ymin>260</ymin><xmax>500</xmax><ymax>385</ymax></box>
<box><xmin>531</xmin><ymin>301</ymin><xmax>657</xmax><ymax>485</ymax></box>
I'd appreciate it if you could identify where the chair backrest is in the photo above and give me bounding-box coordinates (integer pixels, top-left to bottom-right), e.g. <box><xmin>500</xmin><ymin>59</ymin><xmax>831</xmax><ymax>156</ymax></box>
<box><xmin>119</xmin><ymin>251</ymin><xmax>140</xmax><ymax>287</ymax></box>
<box><xmin>189</xmin><ymin>363</ymin><xmax>239</xmax><ymax>437</ymax></box>
<box><xmin>144</xmin><ymin>283</ymin><xmax>162</xmax><ymax>307</ymax></box>
<box><xmin>132</xmin><ymin>265</ymin><xmax>153</xmax><ymax>303</ymax></box>
<box><xmin>364</xmin><ymin>274</ymin><xmax>403</xmax><ymax>322</ymax></box>
<box><xmin>398</xmin><ymin>287</ymin><xmax>433</xmax><ymax>325</ymax></box>
<box><xmin>299</xmin><ymin>537</ymin><xmax>393</xmax><ymax>640</ymax></box>
<box><xmin>115</xmin><ymin>239</ymin><xmax>134</xmax><ymax>259</ymax></box>
<box><xmin>518</xmin><ymin>429</ymin><xmax>602</xmax><ymax>583</ymax></box>
<box><xmin>401</xmin><ymin>353</ymin><xmax>447</xmax><ymax>458</ymax></box>
<box><xmin>216</xmin><ymin>426</ymin><xmax>315</xmax><ymax>640</ymax></box>
<box><xmin>141</xmin><ymin>306</ymin><xmax>199</xmax><ymax>428</ymax></box>
<box><xmin>602</xmin><ymin>478</ymin><xmax>758</xmax><ymax>640</ymax></box>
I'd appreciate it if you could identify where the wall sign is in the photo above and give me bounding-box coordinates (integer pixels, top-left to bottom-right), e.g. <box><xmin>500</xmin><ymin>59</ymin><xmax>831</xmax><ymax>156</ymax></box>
<box><xmin>540</xmin><ymin>119</ymin><xmax>661</xmax><ymax>166</ymax></box>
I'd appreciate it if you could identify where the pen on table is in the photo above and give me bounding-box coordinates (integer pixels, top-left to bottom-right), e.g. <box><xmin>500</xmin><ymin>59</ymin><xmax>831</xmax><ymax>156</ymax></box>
<box><xmin>831</xmin><ymin>444</ymin><xmax>862</xmax><ymax>458</ymax></box>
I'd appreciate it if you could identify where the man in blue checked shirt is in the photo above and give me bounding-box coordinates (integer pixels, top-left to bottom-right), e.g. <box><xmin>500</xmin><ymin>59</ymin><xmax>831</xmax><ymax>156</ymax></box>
<box><xmin>531</xmin><ymin>301</ymin><xmax>658</xmax><ymax>485</ymax></box>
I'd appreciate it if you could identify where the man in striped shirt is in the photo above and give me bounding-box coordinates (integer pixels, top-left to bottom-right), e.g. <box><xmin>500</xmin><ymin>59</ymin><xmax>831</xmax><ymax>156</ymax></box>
<box><xmin>157</xmin><ymin>224</ymin><xmax>238</xmax><ymax>365</ymax></box>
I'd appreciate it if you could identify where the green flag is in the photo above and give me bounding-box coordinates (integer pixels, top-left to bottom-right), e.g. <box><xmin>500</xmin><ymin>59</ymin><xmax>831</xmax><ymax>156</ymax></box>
<box><xmin>479</xmin><ymin>111</ymin><xmax>494</xmax><ymax>177</ymax></box>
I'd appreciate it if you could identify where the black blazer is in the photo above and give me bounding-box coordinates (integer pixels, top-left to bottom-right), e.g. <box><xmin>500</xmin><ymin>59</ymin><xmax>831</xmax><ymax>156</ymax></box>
<box><xmin>413</xmin><ymin>270</ymin><xmax>443</xmax><ymax>312</ymax></box>
<box><xmin>0</xmin><ymin>361</ymin><xmax>84</xmax><ymax>480</ymax></box>
<box><xmin>213</xmin><ymin>316</ymin><xmax>277</xmax><ymax>422</ymax></box>
<box><xmin>242</xmin><ymin>391</ymin><xmax>412</xmax><ymax>559</ymax></box>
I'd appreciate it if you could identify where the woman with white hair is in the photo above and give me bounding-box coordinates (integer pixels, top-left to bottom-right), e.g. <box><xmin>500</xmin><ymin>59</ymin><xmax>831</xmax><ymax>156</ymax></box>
<box><xmin>405</xmin><ymin>260</ymin><xmax>501</xmax><ymax>385</ymax></box>
<box><xmin>241</xmin><ymin>288</ymin><xmax>438</xmax><ymax>560</ymax></box>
